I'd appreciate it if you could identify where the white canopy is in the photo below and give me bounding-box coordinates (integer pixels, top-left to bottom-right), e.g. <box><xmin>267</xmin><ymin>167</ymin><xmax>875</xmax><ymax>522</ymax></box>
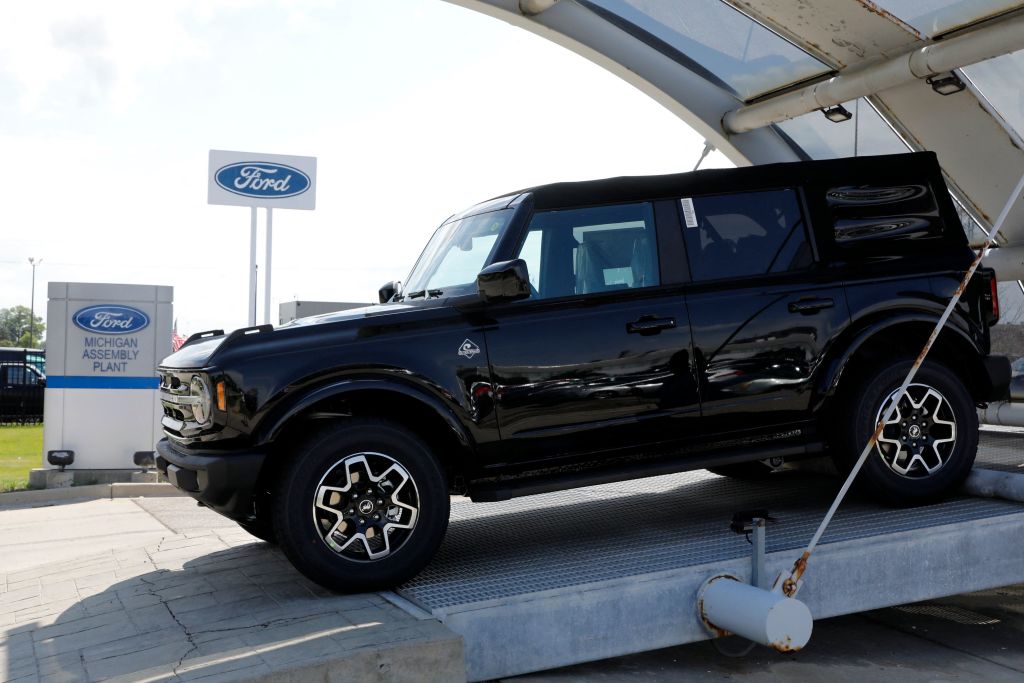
<box><xmin>448</xmin><ymin>0</ymin><xmax>1024</xmax><ymax>280</ymax></box>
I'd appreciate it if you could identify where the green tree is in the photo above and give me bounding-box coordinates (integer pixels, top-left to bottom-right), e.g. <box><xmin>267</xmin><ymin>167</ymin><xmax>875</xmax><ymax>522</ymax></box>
<box><xmin>0</xmin><ymin>306</ymin><xmax>45</xmax><ymax>348</ymax></box>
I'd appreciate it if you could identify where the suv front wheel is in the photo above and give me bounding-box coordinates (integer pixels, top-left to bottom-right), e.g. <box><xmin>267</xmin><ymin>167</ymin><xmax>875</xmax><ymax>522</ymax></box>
<box><xmin>833</xmin><ymin>358</ymin><xmax>978</xmax><ymax>504</ymax></box>
<box><xmin>273</xmin><ymin>418</ymin><xmax>450</xmax><ymax>592</ymax></box>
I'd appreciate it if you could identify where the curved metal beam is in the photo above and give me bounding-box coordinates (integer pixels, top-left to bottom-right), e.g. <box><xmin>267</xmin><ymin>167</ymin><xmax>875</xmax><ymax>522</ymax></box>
<box><xmin>724</xmin><ymin>12</ymin><xmax>1024</xmax><ymax>134</ymax></box>
<box><xmin>444</xmin><ymin>0</ymin><xmax>802</xmax><ymax>167</ymax></box>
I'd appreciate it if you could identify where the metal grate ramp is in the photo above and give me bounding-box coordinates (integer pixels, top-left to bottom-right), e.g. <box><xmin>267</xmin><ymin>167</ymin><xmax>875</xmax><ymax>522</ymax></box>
<box><xmin>394</xmin><ymin>431</ymin><xmax>1024</xmax><ymax>681</ymax></box>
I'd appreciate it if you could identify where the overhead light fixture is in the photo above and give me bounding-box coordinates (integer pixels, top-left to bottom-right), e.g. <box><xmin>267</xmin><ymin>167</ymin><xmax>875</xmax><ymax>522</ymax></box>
<box><xmin>927</xmin><ymin>72</ymin><xmax>966</xmax><ymax>95</ymax></box>
<box><xmin>821</xmin><ymin>104</ymin><xmax>853</xmax><ymax>123</ymax></box>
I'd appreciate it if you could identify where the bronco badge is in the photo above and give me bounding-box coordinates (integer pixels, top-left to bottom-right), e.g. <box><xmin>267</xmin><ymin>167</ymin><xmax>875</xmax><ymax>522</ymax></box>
<box><xmin>457</xmin><ymin>339</ymin><xmax>481</xmax><ymax>359</ymax></box>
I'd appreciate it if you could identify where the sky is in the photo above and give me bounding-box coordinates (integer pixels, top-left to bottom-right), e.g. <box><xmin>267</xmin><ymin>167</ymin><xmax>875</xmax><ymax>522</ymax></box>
<box><xmin>0</xmin><ymin>0</ymin><xmax>731</xmax><ymax>336</ymax></box>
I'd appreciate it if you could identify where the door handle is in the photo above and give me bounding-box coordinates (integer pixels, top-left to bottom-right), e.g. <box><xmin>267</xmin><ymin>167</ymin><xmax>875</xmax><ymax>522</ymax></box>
<box><xmin>627</xmin><ymin>316</ymin><xmax>676</xmax><ymax>335</ymax></box>
<box><xmin>788</xmin><ymin>298</ymin><xmax>834</xmax><ymax>314</ymax></box>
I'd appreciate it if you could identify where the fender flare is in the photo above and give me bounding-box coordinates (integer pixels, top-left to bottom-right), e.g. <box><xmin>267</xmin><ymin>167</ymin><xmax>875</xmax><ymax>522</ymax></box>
<box><xmin>814</xmin><ymin>312</ymin><xmax>983</xmax><ymax>406</ymax></box>
<box><xmin>254</xmin><ymin>377</ymin><xmax>474</xmax><ymax>450</ymax></box>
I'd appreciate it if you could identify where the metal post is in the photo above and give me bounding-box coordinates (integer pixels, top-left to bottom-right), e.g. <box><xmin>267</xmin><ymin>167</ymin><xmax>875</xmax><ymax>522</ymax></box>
<box><xmin>27</xmin><ymin>257</ymin><xmax>40</xmax><ymax>347</ymax></box>
<box><xmin>264</xmin><ymin>208</ymin><xmax>273</xmax><ymax>325</ymax></box>
<box><xmin>751</xmin><ymin>518</ymin><xmax>767</xmax><ymax>590</ymax></box>
<box><xmin>248</xmin><ymin>207</ymin><xmax>257</xmax><ymax>326</ymax></box>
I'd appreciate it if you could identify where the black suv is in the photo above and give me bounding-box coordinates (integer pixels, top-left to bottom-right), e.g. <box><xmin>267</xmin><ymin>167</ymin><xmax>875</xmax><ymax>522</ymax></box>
<box><xmin>157</xmin><ymin>152</ymin><xmax>1009</xmax><ymax>591</ymax></box>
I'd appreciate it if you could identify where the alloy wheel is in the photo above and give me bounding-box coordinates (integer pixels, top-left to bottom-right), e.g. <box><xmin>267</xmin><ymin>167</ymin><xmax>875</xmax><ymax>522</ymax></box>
<box><xmin>312</xmin><ymin>452</ymin><xmax>419</xmax><ymax>561</ymax></box>
<box><xmin>874</xmin><ymin>383</ymin><xmax>957</xmax><ymax>478</ymax></box>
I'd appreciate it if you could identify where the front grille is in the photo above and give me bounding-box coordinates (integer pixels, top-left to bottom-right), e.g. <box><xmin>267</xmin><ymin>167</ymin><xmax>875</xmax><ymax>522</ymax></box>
<box><xmin>159</xmin><ymin>371</ymin><xmax>205</xmax><ymax>437</ymax></box>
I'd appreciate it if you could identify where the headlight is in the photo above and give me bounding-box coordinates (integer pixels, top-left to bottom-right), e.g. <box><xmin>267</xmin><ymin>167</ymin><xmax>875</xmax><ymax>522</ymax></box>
<box><xmin>190</xmin><ymin>375</ymin><xmax>213</xmax><ymax>426</ymax></box>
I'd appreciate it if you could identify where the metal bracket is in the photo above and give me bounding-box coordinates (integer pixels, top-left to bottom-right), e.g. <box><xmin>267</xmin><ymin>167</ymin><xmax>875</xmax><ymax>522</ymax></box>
<box><xmin>729</xmin><ymin>509</ymin><xmax>774</xmax><ymax>589</ymax></box>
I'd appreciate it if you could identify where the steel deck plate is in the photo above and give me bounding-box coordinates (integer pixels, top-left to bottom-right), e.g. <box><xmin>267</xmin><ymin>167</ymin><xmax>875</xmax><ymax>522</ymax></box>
<box><xmin>394</xmin><ymin>431</ymin><xmax>1024</xmax><ymax>680</ymax></box>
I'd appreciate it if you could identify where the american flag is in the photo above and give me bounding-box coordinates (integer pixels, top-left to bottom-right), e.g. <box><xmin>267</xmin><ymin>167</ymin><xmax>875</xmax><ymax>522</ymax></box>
<box><xmin>171</xmin><ymin>319</ymin><xmax>186</xmax><ymax>352</ymax></box>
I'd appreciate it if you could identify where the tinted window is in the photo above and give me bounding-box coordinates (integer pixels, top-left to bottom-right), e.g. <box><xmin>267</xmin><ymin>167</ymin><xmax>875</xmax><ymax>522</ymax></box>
<box><xmin>826</xmin><ymin>184</ymin><xmax>945</xmax><ymax>246</ymax></box>
<box><xmin>680</xmin><ymin>189</ymin><xmax>811</xmax><ymax>281</ymax></box>
<box><xmin>516</xmin><ymin>203</ymin><xmax>659</xmax><ymax>300</ymax></box>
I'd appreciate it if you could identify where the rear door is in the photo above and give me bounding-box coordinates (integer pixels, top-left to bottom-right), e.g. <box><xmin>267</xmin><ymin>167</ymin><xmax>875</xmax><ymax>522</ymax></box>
<box><xmin>482</xmin><ymin>201</ymin><xmax>700</xmax><ymax>466</ymax></box>
<box><xmin>679</xmin><ymin>188</ymin><xmax>850</xmax><ymax>439</ymax></box>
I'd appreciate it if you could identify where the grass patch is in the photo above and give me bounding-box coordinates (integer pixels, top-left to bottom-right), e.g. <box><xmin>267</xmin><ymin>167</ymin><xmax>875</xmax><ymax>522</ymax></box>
<box><xmin>0</xmin><ymin>424</ymin><xmax>42</xmax><ymax>492</ymax></box>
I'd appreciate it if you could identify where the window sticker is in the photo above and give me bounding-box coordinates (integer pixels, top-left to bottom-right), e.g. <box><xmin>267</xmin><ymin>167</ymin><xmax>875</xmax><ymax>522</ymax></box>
<box><xmin>680</xmin><ymin>198</ymin><xmax>698</xmax><ymax>228</ymax></box>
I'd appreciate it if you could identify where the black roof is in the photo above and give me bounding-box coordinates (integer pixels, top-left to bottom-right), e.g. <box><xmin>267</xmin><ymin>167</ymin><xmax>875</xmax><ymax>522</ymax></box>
<box><xmin>502</xmin><ymin>152</ymin><xmax>943</xmax><ymax>211</ymax></box>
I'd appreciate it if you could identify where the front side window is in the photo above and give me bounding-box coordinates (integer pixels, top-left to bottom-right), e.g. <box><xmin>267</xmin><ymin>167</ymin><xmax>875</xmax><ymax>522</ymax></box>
<box><xmin>403</xmin><ymin>208</ymin><xmax>514</xmax><ymax>298</ymax></box>
<box><xmin>680</xmin><ymin>189</ymin><xmax>811</xmax><ymax>281</ymax></box>
<box><xmin>516</xmin><ymin>203</ymin><xmax>659</xmax><ymax>300</ymax></box>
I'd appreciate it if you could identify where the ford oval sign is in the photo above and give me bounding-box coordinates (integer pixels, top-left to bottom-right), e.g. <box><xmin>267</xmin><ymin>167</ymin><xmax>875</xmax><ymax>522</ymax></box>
<box><xmin>73</xmin><ymin>305</ymin><xmax>150</xmax><ymax>335</ymax></box>
<box><xmin>215</xmin><ymin>162</ymin><xmax>311</xmax><ymax>199</ymax></box>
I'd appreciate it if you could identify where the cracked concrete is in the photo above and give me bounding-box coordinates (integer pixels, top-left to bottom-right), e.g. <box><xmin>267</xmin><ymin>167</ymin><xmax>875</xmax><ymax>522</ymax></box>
<box><xmin>0</xmin><ymin>497</ymin><xmax>464</xmax><ymax>682</ymax></box>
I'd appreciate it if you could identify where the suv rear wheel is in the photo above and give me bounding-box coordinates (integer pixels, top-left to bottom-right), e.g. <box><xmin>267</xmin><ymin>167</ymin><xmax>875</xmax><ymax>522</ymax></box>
<box><xmin>833</xmin><ymin>358</ymin><xmax>978</xmax><ymax>504</ymax></box>
<box><xmin>273</xmin><ymin>418</ymin><xmax>450</xmax><ymax>592</ymax></box>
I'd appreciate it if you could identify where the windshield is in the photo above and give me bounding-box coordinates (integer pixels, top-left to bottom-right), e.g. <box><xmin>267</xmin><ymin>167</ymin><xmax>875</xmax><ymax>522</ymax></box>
<box><xmin>402</xmin><ymin>208</ymin><xmax>514</xmax><ymax>298</ymax></box>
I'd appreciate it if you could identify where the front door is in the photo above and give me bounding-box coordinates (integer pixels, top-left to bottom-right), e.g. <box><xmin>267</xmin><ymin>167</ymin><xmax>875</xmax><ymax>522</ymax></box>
<box><xmin>482</xmin><ymin>202</ymin><xmax>699</xmax><ymax>467</ymax></box>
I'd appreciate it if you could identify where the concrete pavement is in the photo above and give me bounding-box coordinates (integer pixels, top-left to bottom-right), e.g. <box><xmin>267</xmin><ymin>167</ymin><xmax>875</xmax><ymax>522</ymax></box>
<box><xmin>0</xmin><ymin>496</ymin><xmax>464</xmax><ymax>683</ymax></box>
<box><xmin>3</xmin><ymin>478</ymin><xmax>1024</xmax><ymax>682</ymax></box>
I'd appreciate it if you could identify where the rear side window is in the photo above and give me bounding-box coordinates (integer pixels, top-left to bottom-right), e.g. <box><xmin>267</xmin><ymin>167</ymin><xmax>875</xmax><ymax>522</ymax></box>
<box><xmin>826</xmin><ymin>184</ymin><xmax>946</xmax><ymax>246</ymax></box>
<box><xmin>680</xmin><ymin>189</ymin><xmax>811</xmax><ymax>281</ymax></box>
<box><xmin>516</xmin><ymin>203</ymin><xmax>659</xmax><ymax>300</ymax></box>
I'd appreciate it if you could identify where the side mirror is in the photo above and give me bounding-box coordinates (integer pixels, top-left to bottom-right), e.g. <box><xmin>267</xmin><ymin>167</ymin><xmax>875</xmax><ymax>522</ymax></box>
<box><xmin>379</xmin><ymin>281</ymin><xmax>399</xmax><ymax>304</ymax></box>
<box><xmin>477</xmin><ymin>259</ymin><xmax>531</xmax><ymax>303</ymax></box>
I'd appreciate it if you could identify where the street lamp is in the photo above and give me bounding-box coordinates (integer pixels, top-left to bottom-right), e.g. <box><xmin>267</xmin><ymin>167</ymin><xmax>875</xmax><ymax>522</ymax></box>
<box><xmin>28</xmin><ymin>257</ymin><xmax>41</xmax><ymax>348</ymax></box>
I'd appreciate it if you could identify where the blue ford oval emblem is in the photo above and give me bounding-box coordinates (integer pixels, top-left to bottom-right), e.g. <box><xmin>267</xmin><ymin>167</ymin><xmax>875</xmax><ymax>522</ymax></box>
<box><xmin>215</xmin><ymin>162</ymin><xmax>311</xmax><ymax>199</ymax></box>
<box><xmin>73</xmin><ymin>305</ymin><xmax>150</xmax><ymax>335</ymax></box>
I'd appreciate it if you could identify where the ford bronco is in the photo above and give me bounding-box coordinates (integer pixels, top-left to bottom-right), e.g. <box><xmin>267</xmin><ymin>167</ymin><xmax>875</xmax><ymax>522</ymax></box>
<box><xmin>156</xmin><ymin>152</ymin><xmax>1010</xmax><ymax>591</ymax></box>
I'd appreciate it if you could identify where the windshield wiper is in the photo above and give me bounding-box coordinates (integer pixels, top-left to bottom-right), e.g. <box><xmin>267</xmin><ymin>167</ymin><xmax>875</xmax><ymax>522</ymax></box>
<box><xmin>427</xmin><ymin>289</ymin><xmax>444</xmax><ymax>299</ymax></box>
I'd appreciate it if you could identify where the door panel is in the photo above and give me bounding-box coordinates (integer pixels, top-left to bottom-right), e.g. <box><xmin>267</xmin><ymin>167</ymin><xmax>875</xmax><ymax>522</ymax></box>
<box><xmin>485</xmin><ymin>293</ymin><xmax>698</xmax><ymax>465</ymax></box>
<box><xmin>687</xmin><ymin>280</ymin><xmax>849</xmax><ymax>434</ymax></box>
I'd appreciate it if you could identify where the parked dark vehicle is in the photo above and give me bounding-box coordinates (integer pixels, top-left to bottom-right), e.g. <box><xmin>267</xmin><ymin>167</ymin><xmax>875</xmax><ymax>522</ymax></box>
<box><xmin>0</xmin><ymin>357</ymin><xmax>46</xmax><ymax>424</ymax></box>
<box><xmin>156</xmin><ymin>152</ymin><xmax>1010</xmax><ymax>591</ymax></box>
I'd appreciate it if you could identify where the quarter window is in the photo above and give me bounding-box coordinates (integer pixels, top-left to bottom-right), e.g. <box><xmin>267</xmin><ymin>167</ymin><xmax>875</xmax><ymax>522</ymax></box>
<box><xmin>680</xmin><ymin>189</ymin><xmax>811</xmax><ymax>281</ymax></box>
<box><xmin>516</xmin><ymin>203</ymin><xmax>659</xmax><ymax>300</ymax></box>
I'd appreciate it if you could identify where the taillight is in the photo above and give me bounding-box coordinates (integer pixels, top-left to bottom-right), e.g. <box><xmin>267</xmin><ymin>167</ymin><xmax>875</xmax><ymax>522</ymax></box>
<box><xmin>989</xmin><ymin>275</ymin><xmax>1000</xmax><ymax>325</ymax></box>
<box><xmin>981</xmin><ymin>270</ymin><xmax>1000</xmax><ymax>326</ymax></box>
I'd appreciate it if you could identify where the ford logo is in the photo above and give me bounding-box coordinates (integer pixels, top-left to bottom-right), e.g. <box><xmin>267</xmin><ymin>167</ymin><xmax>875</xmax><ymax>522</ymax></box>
<box><xmin>215</xmin><ymin>162</ymin><xmax>311</xmax><ymax>199</ymax></box>
<box><xmin>73</xmin><ymin>305</ymin><xmax>150</xmax><ymax>335</ymax></box>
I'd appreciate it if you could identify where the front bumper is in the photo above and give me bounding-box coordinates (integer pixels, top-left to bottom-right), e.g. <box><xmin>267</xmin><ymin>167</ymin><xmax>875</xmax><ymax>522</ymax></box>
<box><xmin>155</xmin><ymin>438</ymin><xmax>267</xmax><ymax>521</ymax></box>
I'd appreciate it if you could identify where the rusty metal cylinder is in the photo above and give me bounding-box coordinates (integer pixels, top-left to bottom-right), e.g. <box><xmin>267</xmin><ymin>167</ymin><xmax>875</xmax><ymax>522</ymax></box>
<box><xmin>698</xmin><ymin>575</ymin><xmax>813</xmax><ymax>652</ymax></box>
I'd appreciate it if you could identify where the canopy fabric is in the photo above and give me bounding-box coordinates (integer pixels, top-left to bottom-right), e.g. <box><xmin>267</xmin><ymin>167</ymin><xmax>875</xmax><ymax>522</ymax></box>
<box><xmin>448</xmin><ymin>0</ymin><xmax>1024</xmax><ymax>250</ymax></box>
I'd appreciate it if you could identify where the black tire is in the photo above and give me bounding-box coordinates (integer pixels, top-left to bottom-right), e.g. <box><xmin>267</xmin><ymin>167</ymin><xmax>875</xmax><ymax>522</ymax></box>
<box><xmin>832</xmin><ymin>358</ymin><xmax>978</xmax><ymax>504</ymax></box>
<box><xmin>236</xmin><ymin>518</ymin><xmax>277</xmax><ymax>544</ymax></box>
<box><xmin>272</xmin><ymin>418</ymin><xmax>449</xmax><ymax>592</ymax></box>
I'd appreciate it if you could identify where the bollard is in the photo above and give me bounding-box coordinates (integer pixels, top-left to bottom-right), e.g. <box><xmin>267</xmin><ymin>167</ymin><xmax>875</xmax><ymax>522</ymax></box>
<box><xmin>698</xmin><ymin>574</ymin><xmax>813</xmax><ymax>652</ymax></box>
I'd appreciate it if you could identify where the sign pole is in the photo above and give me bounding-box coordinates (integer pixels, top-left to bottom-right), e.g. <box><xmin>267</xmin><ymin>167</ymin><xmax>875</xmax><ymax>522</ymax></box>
<box><xmin>248</xmin><ymin>206</ymin><xmax>258</xmax><ymax>326</ymax></box>
<box><xmin>264</xmin><ymin>208</ymin><xmax>273</xmax><ymax>325</ymax></box>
